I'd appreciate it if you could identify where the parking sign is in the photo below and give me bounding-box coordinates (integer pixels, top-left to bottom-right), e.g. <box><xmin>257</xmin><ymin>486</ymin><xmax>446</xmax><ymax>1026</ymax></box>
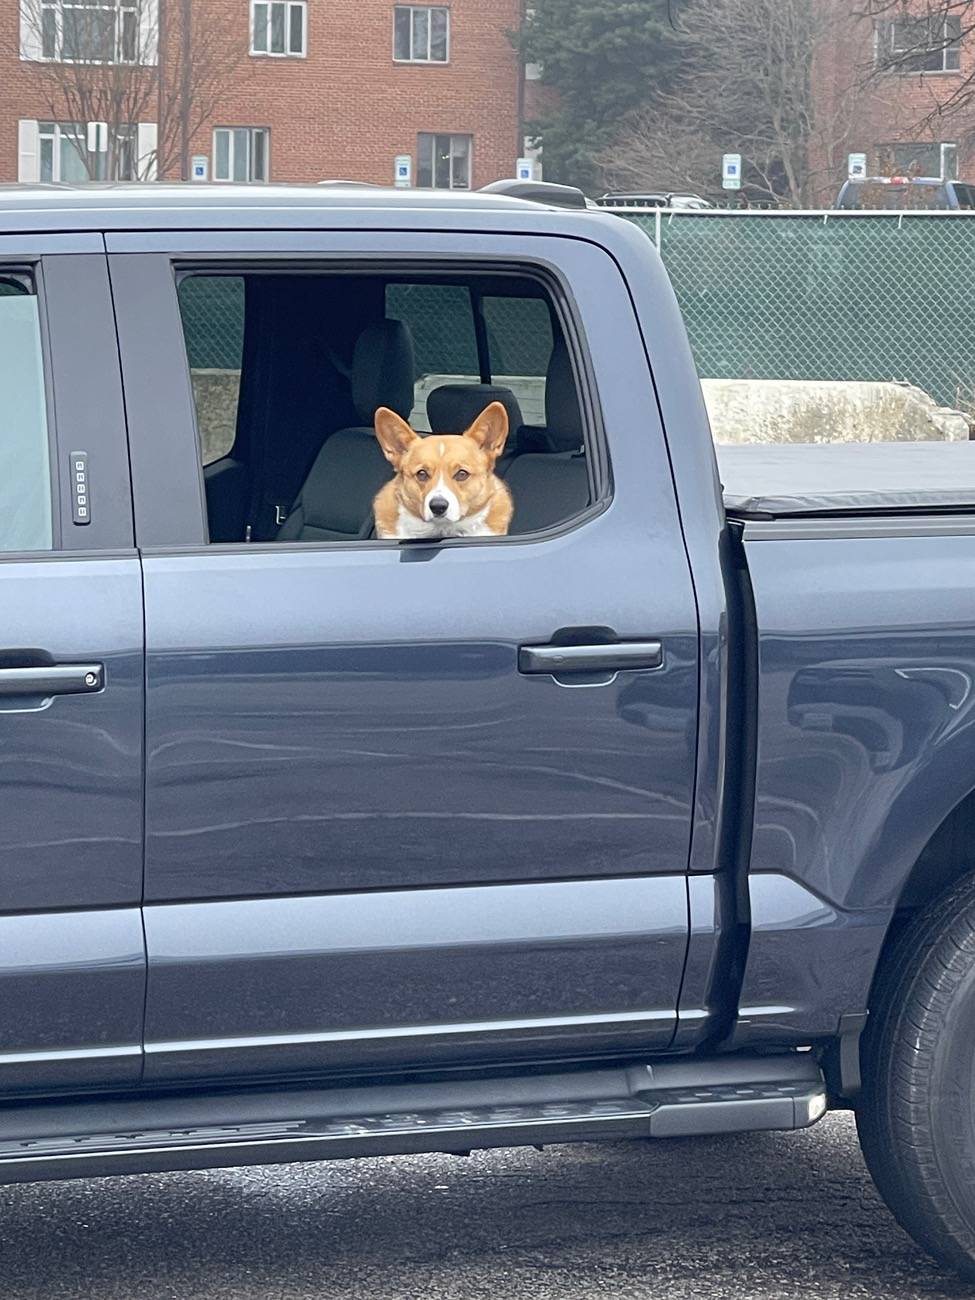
<box><xmin>722</xmin><ymin>153</ymin><xmax>742</xmax><ymax>191</ymax></box>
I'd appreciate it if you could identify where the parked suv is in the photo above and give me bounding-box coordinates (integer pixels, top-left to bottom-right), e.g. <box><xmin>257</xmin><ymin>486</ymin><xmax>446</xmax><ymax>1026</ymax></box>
<box><xmin>836</xmin><ymin>176</ymin><xmax>975</xmax><ymax>210</ymax></box>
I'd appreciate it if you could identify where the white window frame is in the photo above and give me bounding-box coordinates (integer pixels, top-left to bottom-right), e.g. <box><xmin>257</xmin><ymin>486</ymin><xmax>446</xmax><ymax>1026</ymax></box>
<box><xmin>34</xmin><ymin>119</ymin><xmax>145</xmax><ymax>181</ymax></box>
<box><xmin>942</xmin><ymin>142</ymin><xmax>959</xmax><ymax>181</ymax></box>
<box><xmin>393</xmin><ymin>5</ymin><xmax>449</xmax><ymax>63</ymax></box>
<box><xmin>250</xmin><ymin>1</ymin><xmax>306</xmax><ymax>57</ymax></box>
<box><xmin>880</xmin><ymin>14</ymin><xmax>962</xmax><ymax>73</ymax></box>
<box><xmin>25</xmin><ymin>0</ymin><xmax>149</xmax><ymax>64</ymax></box>
<box><xmin>213</xmin><ymin>127</ymin><xmax>271</xmax><ymax>183</ymax></box>
<box><xmin>416</xmin><ymin>132</ymin><xmax>471</xmax><ymax>190</ymax></box>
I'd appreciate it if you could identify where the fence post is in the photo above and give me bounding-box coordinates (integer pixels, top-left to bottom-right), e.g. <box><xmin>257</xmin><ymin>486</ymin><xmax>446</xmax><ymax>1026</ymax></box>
<box><xmin>655</xmin><ymin>208</ymin><xmax>662</xmax><ymax>251</ymax></box>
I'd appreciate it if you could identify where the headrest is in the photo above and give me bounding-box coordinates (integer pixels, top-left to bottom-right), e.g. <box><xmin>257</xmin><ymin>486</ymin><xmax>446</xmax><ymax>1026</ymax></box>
<box><xmin>427</xmin><ymin>384</ymin><xmax>524</xmax><ymax>439</ymax></box>
<box><xmin>352</xmin><ymin>319</ymin><xmax>416</xmax><ymax>425</ymax></box>
<box><xmin>544</xmin><ymin>336</ymin><xmax>585</xmax><ymax>451</ymax></box>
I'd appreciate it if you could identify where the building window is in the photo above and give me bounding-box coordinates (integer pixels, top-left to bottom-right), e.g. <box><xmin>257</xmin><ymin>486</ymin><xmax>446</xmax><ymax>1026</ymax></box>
<box><xmin>878</xmin><ymin>15</ymin><xmax>962</xmax><ymax>73</ymax></box>
<box><xmin>394</xmin><ymin>6</ymin><xmax>449</xmax><ymax>63</ymax></box>
<box><xmin>417</xmin><ymin>133</ymin><xmax>471</xmax><ymax>189</ymax></box>
<box><xmin>38</xmin><ymin>120</ymin><xmax>138</xmax><ymax>180</ymax></box>
<box><xmin>30</xmin><ymin>0</ymin><xmax>141</xmax><ymax>62</ymax></box>
<box><xmin>213</xmin><ymin>128</ymin><xmax>270</xmax><ymax>182</ymax></box>
<box><xmin>251</xmin><ymin>1</ymin><xmax>305</xmax><ymax>56</ymax></box>
<box><xmin>878</xmin><ymin>141</ymin><xmax>959</xmax><ymax>179</ymax></box>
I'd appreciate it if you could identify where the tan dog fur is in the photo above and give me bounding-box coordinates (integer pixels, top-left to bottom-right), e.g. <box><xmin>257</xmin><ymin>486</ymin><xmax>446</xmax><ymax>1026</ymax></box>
<box><xmin>373</xmin><ymin>402</ymin><xmax>513</xmax><ymax>540</ymax></box>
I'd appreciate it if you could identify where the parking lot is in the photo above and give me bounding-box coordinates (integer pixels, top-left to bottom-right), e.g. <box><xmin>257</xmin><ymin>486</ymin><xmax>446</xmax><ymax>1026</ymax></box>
<box><xmin>0</xmin><ymin>1114</ymin><xmax>971</xmax><ymax>1300</ymax></box>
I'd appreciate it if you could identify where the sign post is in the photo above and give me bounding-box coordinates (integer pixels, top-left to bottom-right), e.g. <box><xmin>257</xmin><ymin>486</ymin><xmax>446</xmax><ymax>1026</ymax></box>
<box><xmin>516</xmin><ymin>157</ymin><xmax>536</xmax><ymax>182</ymax></box>
<box><xmin>847</xmin><ymin>152</ymin><xmax>867</xmax><ymax>180</ymax></box>
<box><xmin>190</xmin><ymin>155</ymin><xmax>209</xmax><ymax>182</ymax></box>
<box><xmin>722</xmin><ymin>153</ymin><xmax>742</xmax><ymax>191</ymax></box>
<box><xmin>394</xmin><ymin>155</ymin><xmax>412</xmax><ymax>188</ymax></box>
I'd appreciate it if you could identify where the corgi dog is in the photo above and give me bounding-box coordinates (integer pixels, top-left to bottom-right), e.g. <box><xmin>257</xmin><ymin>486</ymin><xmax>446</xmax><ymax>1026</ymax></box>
<box><xmin>373</xmin><ymin>401</ymin><xmax>513</xmax><ymax>540</ymax></box>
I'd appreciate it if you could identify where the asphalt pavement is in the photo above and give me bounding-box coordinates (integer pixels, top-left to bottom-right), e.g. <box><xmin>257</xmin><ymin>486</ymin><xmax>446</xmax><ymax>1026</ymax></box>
<box><xmin>0</xmin><ymin>1113</ymin><xmax>973</xmax><ymax>1300</ymax></box>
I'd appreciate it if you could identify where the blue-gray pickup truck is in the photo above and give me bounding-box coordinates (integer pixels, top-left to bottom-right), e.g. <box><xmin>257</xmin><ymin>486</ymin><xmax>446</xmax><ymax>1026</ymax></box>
<box><xmin>2</xmin><ymin>181</ymin><xmax>975</xmax><ymax>1278</ymax></box>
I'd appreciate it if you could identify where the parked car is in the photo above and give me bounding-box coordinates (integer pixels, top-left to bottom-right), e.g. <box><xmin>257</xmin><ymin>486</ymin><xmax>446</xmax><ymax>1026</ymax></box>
<box><xmin>836</xmin><ymin>175</ymin><xmax>975</xmax><ymax>209</ymax></box>
<box><xmin>4</xmin><ymin>181</ymin><xmax>975</xmax><ymax>1280</ymax></box>
<box><xmin>595</xmin><ymin>190</ymin><xmax>714</xmax><ymax>209</ymax></box>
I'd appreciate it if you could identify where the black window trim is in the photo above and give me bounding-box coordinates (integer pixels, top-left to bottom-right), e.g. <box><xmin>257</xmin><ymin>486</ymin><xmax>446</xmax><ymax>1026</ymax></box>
<box><xmin>167</xmin><ymin>254</ymin><xmax>611</xmax><ymax>555</ymax></box>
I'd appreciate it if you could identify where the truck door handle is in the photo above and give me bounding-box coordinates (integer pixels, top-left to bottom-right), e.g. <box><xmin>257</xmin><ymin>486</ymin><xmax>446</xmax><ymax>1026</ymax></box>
<box><xmin>0</xmin><ymin>664</ymin><xmax>104</xmax><ymax>698</ymax></box>
<box><xmin>518</xmin><ymin>642</ymin><xmax>664</xmax><ymax>675</ymax></box>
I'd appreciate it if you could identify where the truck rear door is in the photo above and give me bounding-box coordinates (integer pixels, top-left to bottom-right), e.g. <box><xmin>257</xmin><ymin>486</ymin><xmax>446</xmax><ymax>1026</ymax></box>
<box><xmin>109</xmin><ymin>225</ymin><xmax>699</xmax><ymax>1085</ymax></box>
<box><xmin>0</xmin><ymin>238</ymin><xmax>144</xmax><ymax>1092</ymax></box>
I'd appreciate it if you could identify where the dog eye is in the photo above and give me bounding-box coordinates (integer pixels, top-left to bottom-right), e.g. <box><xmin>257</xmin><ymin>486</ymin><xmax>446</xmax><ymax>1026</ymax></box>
<box><xmin>454</xmin><ymin>469</ymin><xmax>470</xmax><ymax>482</ymax></box>
<box><xmin>416</xmin><ymin>469</ymin><xmax>430</xmax><ymax>482</ymax></box>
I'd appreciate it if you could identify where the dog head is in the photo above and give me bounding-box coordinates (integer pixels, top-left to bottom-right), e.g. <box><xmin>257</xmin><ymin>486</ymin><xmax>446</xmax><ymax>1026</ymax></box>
<box><xmin>374</xmin><ymin>401</ymin><xmax>510</xmax><ymax>525</ymax></box>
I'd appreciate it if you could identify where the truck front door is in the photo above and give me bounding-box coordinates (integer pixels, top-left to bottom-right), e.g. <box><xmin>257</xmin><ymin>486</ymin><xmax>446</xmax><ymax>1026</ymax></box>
<box><xmin>109</xmin><ymin>226</ymin><xmax>699</xmax><ymax>1085</ymax></box>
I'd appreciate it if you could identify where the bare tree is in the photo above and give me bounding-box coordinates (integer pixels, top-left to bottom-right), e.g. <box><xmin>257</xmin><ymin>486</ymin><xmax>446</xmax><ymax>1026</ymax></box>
<box><xmin>16</xmin><ymin>0</ymin><xmax>247</xmax><ymax>181</ymax></box>
<box><xmin>599</xmin><ymin>0</ymin><xmax>864</xmax><ymax>207</ymax></box>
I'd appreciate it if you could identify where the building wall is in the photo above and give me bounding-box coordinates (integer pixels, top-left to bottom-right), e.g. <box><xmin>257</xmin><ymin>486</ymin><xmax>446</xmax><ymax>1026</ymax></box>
<box><xmin>0</xmin><ymin>0</ymin><xmax>524</xmax><ymax>187</ymax></box>
<box><xmin>810</xmin><ymin>0</ymin><xmax>975</xmax><ymax>204</ymax></box>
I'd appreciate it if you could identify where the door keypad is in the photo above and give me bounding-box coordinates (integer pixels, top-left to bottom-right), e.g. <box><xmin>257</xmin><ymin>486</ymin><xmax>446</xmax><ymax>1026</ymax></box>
<box><xmin>69</xmin><ymin>452</ymin><xmax>90</xmax><ymax>525</ymax></box>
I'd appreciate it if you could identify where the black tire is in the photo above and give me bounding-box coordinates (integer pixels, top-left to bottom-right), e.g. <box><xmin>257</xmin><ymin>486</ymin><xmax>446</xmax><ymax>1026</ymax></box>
<box><xmin>857</xmin><ymin>872</ymin><xmax>975</xmax><ymax>1279</ymax></box>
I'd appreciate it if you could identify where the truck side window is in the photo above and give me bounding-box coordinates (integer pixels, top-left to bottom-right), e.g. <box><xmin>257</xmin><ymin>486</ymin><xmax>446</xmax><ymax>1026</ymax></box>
<box><xmin>177</xmin><ymin>275</ymin><xmax>245</xmax><ymax>467</ymax></box>
<box><xmin>482</xmin><ymin>295</ymin><xmax>553</xmax><ymax>426</ymax></box>
<box><xmin>177</xmin><ymin>268</ymin><xmax>598</xmax><ymax>546</ymax></box>
<box><xmin>0</xmin><ymin>276</ymin><xmax>53</xmax><ymax>552</ymax></box>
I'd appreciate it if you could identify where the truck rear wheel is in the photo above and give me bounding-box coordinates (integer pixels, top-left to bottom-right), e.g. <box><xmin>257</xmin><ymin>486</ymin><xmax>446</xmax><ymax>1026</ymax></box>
<box><xmin>857</xmin><ymin>873</ymin><xmax>975</xmax><ymax>1279</ymax></box>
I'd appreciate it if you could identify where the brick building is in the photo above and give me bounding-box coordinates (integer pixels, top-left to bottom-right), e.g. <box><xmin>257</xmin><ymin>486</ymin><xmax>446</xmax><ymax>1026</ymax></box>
<box><xmin>1</xmin><ymin>0</ymin><xmax>526</xmax><ymax>187</ymax></box>
<box><xmin>811</xmin><ymin>0</ymin><xmax>975</xmax><ymax>203</ymax></box>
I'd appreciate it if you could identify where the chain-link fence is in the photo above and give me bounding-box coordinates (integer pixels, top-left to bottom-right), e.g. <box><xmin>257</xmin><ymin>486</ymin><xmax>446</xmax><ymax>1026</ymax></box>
<box><xmin>620</xmin><ymin>209</ymin><xmax>975</xmax><ymax>412</ymax></box>
<box><xmin>178</xmin><ymin>210</ymin><xmax>975</xmax><ymax>418</ymax></box>
<box><xmin>179</xmin><ymin>275</ymin><xmax>245</xmax><ymax>371</ymax></box>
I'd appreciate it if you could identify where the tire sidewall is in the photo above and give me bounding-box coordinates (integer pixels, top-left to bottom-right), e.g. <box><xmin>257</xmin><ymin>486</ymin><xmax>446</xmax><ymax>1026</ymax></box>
<box><xmin>932</xmin><ymin>959</ymin><xmax>975</xmax><ymax>1227</ymax></box>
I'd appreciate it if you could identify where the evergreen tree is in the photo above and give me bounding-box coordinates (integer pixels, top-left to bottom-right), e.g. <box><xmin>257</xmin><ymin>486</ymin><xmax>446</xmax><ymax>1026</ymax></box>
<box><xmin>519</xmin><ymin>0</ymin><xmax>684</xmax><ymax>192</ymax></box>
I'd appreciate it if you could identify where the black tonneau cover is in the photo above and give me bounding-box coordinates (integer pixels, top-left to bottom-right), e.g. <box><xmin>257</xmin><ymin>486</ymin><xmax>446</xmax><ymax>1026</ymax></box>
<box><xmin>718</xmin><ymin>442</ymin><xmax>975</xmax><ymax>518</ymax></box>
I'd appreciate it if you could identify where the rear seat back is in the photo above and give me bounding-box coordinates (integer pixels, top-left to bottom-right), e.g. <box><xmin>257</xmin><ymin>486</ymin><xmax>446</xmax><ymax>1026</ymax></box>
<box><xmin>277</xmin><ymin>319</ymin><xmax>415</xmax><ymax>542</ymax></box>
<box><xmin>503</xmin><ymin>338</ymin><xmax>590</xmax><ymax>533</ymax></box>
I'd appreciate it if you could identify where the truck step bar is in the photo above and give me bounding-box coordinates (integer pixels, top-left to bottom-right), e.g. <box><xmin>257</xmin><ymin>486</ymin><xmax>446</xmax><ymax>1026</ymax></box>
<box><xmin>0</xmin><ymin>1054</ymin><xmax>826</xmax><ymax>1186</ymax></box>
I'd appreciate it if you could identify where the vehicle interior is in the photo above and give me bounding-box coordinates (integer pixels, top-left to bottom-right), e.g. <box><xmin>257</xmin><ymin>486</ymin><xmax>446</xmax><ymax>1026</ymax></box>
<box><xmin>178</xmin><ymin>270</ymin><xmax>593</xmax><ymax>545</ymax></box>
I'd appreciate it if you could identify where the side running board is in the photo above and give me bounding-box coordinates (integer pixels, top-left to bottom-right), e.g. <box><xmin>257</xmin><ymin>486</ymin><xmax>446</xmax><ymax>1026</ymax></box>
<box><xmin>0</xmin><ymin>1054</ymin><xmax>826</xmax><ymax>1186</ymax></box>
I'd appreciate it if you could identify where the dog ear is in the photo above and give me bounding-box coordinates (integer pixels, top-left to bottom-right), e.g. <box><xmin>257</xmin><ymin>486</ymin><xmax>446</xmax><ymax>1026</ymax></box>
<box><xmin>464</xmin><ymin>402</ymin><xmax>509</xmax><ymax>463</ymax></box>
<box><xmin>374</xmin><ymin>408</ymin><xmax>419</xmax><ymax>467</ymax></box>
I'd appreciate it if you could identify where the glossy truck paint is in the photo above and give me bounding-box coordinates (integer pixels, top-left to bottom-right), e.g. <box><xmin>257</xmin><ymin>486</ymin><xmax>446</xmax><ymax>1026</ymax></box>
<box><xmin>0</xmin><ymin>186</ymin><xmax>972</xmax><ymax>1190</ymax></box>
<box><xmin>0</xmin><ymin>241</ymin><xmax>144</xmax><ymax>1092</ymax></box>
<box><xmin>107</xmin><ymin>228</ymin><xmax>701</xmax><ymax>1081</ymax></box>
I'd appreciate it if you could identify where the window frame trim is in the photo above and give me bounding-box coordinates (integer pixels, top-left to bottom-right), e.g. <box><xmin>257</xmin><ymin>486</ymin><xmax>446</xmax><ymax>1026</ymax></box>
<box><xmin>880</xmin><ymin>13</ymin><xmax>963</xmax><ymax>74</ymax></box>
<box><xmin>34</xmin><ymin>0</ymin><xmax>142</xmax><ymax>65</ymax></box>
<box><xmin>416</xmin><ymin>131</ymin><xmax>473</xmax><ymax>190</ymax></box>
<box><xmin>38</xmin><ymin>119</ymin><xmax>141</xmax><ymax>182</ymax></box>
<box><xmin>392</xmin><ymin>4</ymin><xmax>450</xmax><ymax>64</ymax></box>
<box><xmin>156</xmin><ymin>253</ymin><xmax>611</xmax><ymax>554</ymax></box>
<box><xmin>249</xmin><ymin>0</ymin><xmax>307</xmax><ymax>58</ymax></box>
<box><xmin>212</xmin><ymin>126</ymin><xmax>271</xmax><ymax>183</ymax></box>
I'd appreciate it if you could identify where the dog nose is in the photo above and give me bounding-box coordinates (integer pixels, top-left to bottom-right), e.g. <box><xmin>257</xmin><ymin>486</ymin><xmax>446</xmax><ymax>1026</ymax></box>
<box><xmin>429</xmin><ymin>497</ymin><xmax>449</xmax><ymax>518</ymax></box>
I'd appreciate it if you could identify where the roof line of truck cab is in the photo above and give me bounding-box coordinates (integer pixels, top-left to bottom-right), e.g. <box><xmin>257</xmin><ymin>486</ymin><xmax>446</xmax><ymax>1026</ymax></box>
<box><xmin>0</xmin><ymin>182</ymin><xmax>620</xmax><ymax>236</ymax></box>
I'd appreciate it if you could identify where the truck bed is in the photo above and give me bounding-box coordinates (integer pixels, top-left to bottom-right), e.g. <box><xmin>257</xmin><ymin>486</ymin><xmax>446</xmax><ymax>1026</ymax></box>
<box><xmin>718</xmin><ymin>441</ymin><xmax>975</xmax><ymax>518</ymax></box>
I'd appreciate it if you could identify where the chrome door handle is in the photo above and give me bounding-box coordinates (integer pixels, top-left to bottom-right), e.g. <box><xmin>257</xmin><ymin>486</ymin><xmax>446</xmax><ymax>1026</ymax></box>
<box><xmin>0</xmin><ymin>664</ymin><xmax>104</xmax><ymax>698</ymax></box>
<box><xmin>518</xmin><ymin>642</ymin><xmax>663</xmax><ymax>675</ymax></box>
